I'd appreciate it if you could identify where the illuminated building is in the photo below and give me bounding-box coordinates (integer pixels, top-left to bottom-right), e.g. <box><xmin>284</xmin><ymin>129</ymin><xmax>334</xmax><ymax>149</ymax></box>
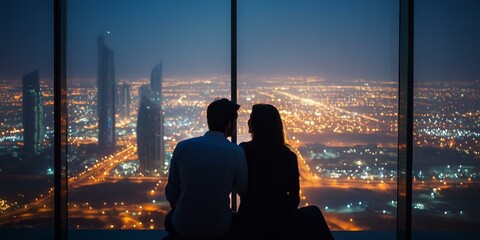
<box><xmin>118</xmin><ymin>83</ymin><xmax>131</xmax><ymax>121</ymax></box>
<box><xmin>136</xmin><ymin>86</ymin><xmax>165</xmax><ymax>174</ymax></box>
<box><xmin>136</xmin><ymin>63</ymin><xmax>165</xmax><ymax>174</ymax></box>
<box><xmin>97</xmin><ymin>35</ymin><xmax>116</xmax><ymax>151</ymax></box>
<box><xmin>22</xmin><ymin>70</ymin><xmax>44</xmax><ymax>160</ymax></box>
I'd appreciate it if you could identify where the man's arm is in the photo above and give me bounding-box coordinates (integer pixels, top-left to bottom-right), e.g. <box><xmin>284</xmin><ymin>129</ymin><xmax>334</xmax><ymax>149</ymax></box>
<box><xmin>165</xmin><ymin>142</ymin><xmax>183</xmax><ymax>210</ymax></box>
<box><xmin>233</xmin><ymin>148</ymin><xmax>248</xmax><ymax>194</ymax></box>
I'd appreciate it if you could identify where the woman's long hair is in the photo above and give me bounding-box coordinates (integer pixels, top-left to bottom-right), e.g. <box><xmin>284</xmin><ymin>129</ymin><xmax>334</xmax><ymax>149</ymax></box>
<box><xmin>249</xmin><ymin>104</ymin><xmax>286</xmax><ymax>146</ymax></box>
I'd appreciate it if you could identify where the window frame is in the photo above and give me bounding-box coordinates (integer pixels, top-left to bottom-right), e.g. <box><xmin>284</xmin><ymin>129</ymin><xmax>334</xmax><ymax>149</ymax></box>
<box><xmin>397</xmin><ymin>0</ymin><xmax>414</xmax><ymax>240</ymax></box>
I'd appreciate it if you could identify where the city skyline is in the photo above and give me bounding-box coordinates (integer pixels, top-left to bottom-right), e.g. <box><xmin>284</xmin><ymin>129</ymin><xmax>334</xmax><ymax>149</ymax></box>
<box><xmin>2</xmin><ymin>74</ymin><xmax>479</xmax><ymax>230</ymax></box>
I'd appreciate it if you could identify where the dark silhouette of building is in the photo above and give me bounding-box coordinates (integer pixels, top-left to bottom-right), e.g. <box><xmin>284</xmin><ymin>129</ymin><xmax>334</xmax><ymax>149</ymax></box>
<box><xmin>97</xmin><ymin>35</ymin><xmax>116</xmax><ymax>151</ymax></box>
<box><xmin>22</xmin><ymin>70</ymin><xmax>44</xmax><ymax>160</ymax></box>
<box><xmin>136</xmin><ymin>63</ymin><xmax>165</xmax><ymax>174</ymax></box>
<box><xmin>119</xmin><ymin>83</ymin><xmax>131</xmax><ymax>121</ymax></box>
<box><xmin>136</xmin><ymin>87</ymin><xmax>165</xmax><ymax>174</ymax></box>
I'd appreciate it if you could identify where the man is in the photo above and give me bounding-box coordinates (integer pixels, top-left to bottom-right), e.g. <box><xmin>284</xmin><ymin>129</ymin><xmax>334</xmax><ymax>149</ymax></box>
<box><xmin>165</xmin><ymin>98</ymin><xmax>248</xmax><ymax>239</ymax></box>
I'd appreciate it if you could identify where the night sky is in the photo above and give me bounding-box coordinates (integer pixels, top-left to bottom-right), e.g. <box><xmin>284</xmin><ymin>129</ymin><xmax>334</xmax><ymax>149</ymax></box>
<box><xmin>0</xmin><ymin>0</ymin><xmax>479</xmax><ymax>82</ymax></box>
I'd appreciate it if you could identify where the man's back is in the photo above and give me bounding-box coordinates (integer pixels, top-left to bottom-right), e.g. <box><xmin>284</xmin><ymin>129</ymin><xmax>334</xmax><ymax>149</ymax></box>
<box><xmin>165</xmin><ymin>131</ymin><xmax>248</xmax><ymax>239</ymax></box>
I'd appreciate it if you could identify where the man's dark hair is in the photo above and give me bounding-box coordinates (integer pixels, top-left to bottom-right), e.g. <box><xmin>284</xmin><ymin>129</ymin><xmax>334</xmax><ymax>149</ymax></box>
<box><xmin>207</xmin><ymin>98</ymin><xmax>240</xmax><ymax>132</ymax></box>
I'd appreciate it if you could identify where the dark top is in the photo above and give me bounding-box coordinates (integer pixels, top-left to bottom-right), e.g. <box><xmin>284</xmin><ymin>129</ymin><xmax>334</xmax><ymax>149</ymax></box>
<box><xmin>238</xmin><ymin>141</ymin><xmax>300</xmax><ymax>239</ymax></box>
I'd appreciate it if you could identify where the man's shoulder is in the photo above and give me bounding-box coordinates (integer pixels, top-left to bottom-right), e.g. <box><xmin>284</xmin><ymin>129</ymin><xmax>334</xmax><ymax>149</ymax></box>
<box><xmin>174</xmin><ymin>136</ymin><xmax>202</xmax><ymax>150</ymax></box>
<box><xmin>215</xmin><ymin>139</ymin><xmax>244</xmax><ymax>155</ymax></box>
<box><xmin>178</xmin><ymin>136</ymin><xmax>242</xmax><ymax>149</ymax></box>
<box><xmin>178</xmin><ymin>136</ymin><xmax>203</xmax><ymax>144</ymax></box>
<box><xmin>176</xmin><ymin>135</ymin><xmax>244</xmax><ymax>158</ymax></box>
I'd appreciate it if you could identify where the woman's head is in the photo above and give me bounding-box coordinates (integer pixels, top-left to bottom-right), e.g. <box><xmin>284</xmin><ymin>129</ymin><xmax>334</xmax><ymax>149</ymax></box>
<box><xmin>249</xmin><ymin>104</ymin><xmax>285</xmax><ymax>145</ymax></box>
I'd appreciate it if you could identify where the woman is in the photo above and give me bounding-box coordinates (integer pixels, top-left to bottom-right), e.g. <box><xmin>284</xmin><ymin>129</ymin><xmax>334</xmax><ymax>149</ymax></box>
<box><xmin>238</xmin><ymin>104</ymin><xmax>300</xmax><ymax>239</ymax></box>
<box><xmin>238</xmin><ymin>104</ymin><xmax>334</xmax><ymax>240</ymax></box>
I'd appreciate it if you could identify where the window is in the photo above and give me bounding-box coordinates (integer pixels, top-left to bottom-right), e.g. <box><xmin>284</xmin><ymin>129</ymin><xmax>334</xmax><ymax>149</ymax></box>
<box><xmin>238</xmin><ymin>0</ymin><xmax>399</xmax><ymax>231</ymax></box>
<box><xmin>0</xmin><ymin>0</ymin><xmax>54</xmax><ymax>238</ymax></box>
<box><xmin>2</xmin><ymin>0</ymin><xmax>480</xmax><ymax>239</ymax></box>
<box><xmin>413</xmin><ymin>0</ymin><xmax>480</xmax><ymax>231</ymax></box>
<box><xmin>67</xmin><ymin>0</ymin><xmax>230</xmax><ymax>230</ymax></box>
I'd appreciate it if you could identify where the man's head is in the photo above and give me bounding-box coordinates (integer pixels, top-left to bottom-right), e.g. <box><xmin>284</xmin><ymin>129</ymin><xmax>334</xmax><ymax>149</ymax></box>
<box><xmin>207</xmin><ymin>98</ymin><xmax>240</xmax><ymax>137</ymax></box>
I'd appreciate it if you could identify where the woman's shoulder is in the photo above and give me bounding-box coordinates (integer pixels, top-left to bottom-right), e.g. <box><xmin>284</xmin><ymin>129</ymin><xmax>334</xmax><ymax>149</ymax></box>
<box><xmin>239</xmin><ymin>141</ymin><xmax>256</xmax><ymax>155</ymax></box>
<box><xmin>239</xmin><ymin>141</ymin><xmax>253</xmax><ymax>149</ymax></box>
<box><xmin>279</xmin><ymin>144</ymin><xmax>296</xmax><ymax>155</ymax></box>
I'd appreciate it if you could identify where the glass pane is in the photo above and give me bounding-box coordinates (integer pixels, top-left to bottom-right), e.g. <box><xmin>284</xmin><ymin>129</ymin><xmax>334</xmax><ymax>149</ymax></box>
<box><xmin>413</xmin><ymin>0</ymin><xmax>480</xmax><ymax>231</ymax></box>
<box><xmin>238</xmin><ymin>0</ymin><xmax>399</xmax><ymax>231</ymax></box>
<box><xmin>0</xmin><ymin>0</ymin><xmax>54</xmax><ymax>238</ymax></box>
<box><xmin>67</xmin><ymin>0</ymin><xmax>230</xmax><ymax>230</ymax></box>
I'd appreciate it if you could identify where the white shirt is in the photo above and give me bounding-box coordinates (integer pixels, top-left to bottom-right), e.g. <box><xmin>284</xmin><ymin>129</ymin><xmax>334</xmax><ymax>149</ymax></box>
<box><xmin>165</xmin><ymin>131</ymin><xmax>248</xmax><ymax>239</ymax></box>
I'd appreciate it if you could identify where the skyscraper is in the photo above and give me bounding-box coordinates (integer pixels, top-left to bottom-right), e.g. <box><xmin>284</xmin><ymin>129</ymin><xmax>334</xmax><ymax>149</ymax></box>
<box><xmin>136</xmin><ymin>86</ymin><xmax>165</xmax><ymax>174</ymax></box>
<box><xmin>97</xmin><ymin>35</ymin><xmax>116</xmax><ymax>151</ymax></box>
<box><xmin>118</xmin><ymin>83</ymin><xmax>131</xmax><ymax>121</ymax></box>
<box><xmin>136</xmin><ymin>63</ymin><xmax>165</xmax><ymax>174</ymax></box>
<box><xmin>22</xmin><ymin>70</ymin><xmax>44</xmax><ymax>160</ymax></box>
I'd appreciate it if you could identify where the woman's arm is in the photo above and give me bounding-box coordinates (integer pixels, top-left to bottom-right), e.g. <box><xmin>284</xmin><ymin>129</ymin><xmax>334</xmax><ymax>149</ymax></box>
<box><xmin>288</xmin><ymin>151</ymin><xmax>300</xmax><ymax>209</ymax></box>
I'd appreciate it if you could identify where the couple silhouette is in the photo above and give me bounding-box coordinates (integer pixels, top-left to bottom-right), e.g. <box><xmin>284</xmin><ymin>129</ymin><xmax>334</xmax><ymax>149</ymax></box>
<box><xmin>164</xmin><ymin>98</ymin><xmax>334</xmax><ymax>240</ymax></box>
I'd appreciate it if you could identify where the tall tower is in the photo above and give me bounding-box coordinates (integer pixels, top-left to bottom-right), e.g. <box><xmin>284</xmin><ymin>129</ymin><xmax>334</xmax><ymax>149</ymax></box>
<box><xmin>97</xmin><ymin>36</ymin><xmax>116</xmax><ymax>151</ymax></box>
<box><xmin>22</xmin><ymin>70</ymin><xmax>44</xmax><ymax>160</ymax></box>
<box><xmin>136</xmin><ymin>63</ymin><xmax>165</xmax><ymax>175</ymax></box>
<box><xmin>136</xmin><ymin>87</ymin><xmax>165</xmax><ymax>174</ymax></box>
<box><xmin>118</xmin><ymin>83</ymin><xmax>131</xmax><ymax>121</ymax></box>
